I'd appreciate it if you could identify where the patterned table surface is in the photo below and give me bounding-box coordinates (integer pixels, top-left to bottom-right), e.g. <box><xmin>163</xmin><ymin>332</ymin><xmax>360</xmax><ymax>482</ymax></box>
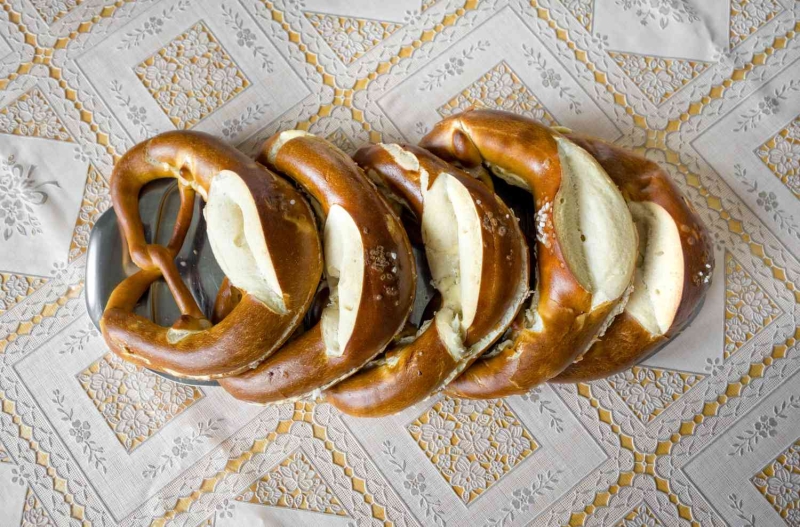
<box><xmin>0</xmin><ymin>1</ymin><xmax>799</xmax><ymax>526</ymax></box>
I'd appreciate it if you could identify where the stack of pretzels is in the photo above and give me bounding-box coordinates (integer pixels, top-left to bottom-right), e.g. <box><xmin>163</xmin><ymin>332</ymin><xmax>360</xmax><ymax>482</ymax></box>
<box><xmin>99</xmin><ymin>109</ymin><xmax>714</xmax><ymax>417</ymax></box>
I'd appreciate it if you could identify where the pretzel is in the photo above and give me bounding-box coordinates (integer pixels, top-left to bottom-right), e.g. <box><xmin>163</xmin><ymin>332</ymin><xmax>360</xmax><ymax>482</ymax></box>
<box><xmin>218</xmin><ymin>132</ymin><xmax>416</xmax><ymax>403</ymax></box>
<box><xmin>100</xmin><ymin>131</ymin><xmax>323</xmax><ymax>379</ymax></box>
<box><xmin>324</xmin><ymin>144</ymin><xmax>529</xmax><ymax>416</ymax></box>
<box><xmin>420</xmin><ymin>109</ymin><xmax>638</xmax><ymax>398</ymax></box>
<box><xmin>553</xmin><ymin>135</ymin><xmax>714</xmax><ymax>382</ymax></box>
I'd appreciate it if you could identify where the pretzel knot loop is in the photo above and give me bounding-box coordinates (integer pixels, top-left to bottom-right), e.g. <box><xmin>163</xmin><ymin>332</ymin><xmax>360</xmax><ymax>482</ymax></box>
<box><xmin>100</xmin><ymin>131</ymin><xmax>323</xmax><ymax>380</ymax></box>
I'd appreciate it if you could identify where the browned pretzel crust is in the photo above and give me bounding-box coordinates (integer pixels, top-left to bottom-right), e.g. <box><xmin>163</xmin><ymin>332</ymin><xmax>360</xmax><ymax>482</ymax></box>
<box><xmin>420</xmin><ymin>109</ymin><xmax>637</xmax><ymax>398</ymax></box>
<box><xmin>100</xmin><ymin>131</ymin><xmax>323</xmax><ymax>379</ymax></box>
<box><xmin>554</xmin><ymin>135</ymin><xmax>714</xmax><ymax>382</ymax></box>
<box><xmin>219</xmin><ymin>132</ymin><xmax>416</xmax><ymax>403</ymax></box>
<box><xmin>324</xmin><ymin>145</ymin><xmax>529</xmax><ymax>416</ymax></box>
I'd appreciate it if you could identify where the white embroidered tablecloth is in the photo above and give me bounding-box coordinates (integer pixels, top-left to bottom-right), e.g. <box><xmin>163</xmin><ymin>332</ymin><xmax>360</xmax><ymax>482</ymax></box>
<box><xmin>1</xmin><ymin>1</ymin><xmax>799</xmax><ymax>526</ymax></box>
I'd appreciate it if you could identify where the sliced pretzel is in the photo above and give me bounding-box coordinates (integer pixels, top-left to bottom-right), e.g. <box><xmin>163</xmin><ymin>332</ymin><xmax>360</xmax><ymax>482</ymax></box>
<box><xmin>553</xmin><ymin>135</ymin><xmax>714</xmax><ymax>382</ymax></box>
<box><xmin>324</xmin><ymin>145</ymin><xmax>529</xmax><ymax>416</ymax></box>
<box><xmin>101</xmin><ymin>131</ymin><xmax>323</xmax><ymax>379</ymax></box>
<box><xmin>218</xmin><ymin>132</ymin><xmax>416</xmax><ymax>403</ymax></box>
<box><xmin>420</xmin><ymin>109</ymin><xmax>638</xmax><ymax>398</ymax></box>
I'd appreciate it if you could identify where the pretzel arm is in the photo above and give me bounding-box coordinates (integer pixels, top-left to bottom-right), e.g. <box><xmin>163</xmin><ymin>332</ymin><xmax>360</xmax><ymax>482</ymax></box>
<box><xmin>166</xmin><ymin>183</ymin><xmax>196</xmax><ymax>256</ymax></box>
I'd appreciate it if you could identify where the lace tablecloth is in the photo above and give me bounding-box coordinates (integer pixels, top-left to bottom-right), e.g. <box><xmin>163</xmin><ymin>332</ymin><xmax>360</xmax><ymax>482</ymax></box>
<box><xmin>1</xmin><ymin>1</ymin><xmax>799</xmax><ymax>526</ymax></box>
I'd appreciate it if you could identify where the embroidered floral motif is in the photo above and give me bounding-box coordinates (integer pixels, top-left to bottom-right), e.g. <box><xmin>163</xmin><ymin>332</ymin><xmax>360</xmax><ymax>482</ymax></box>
<box><xmin>305</xmin><ymin>12</ymin><xmax>403</xmax><ymax>65</ymax></box>
<box><xmin>562</xmin><ymin>0</ymin><xmax>593</xmax><ymax>31</ymax></box>
<box><xmin>408</xmin><ymin>397</ymin><xmax>537</xmax><ymax>504</ymax></box>
<box><xmin>615</xmin><ymin>502</ymin><xmax>663</xmax><ymax>526</ymax></box>
<box><xmin>221</xmin><ymin>103</ymin><xmax>269</xmax><ymax>140</ymax></box>
<box><xmin>735</xmin><ymin>80</ymin><xmax>800</xmax><ymax>133</ymax></box>
<box><xmin>78</xmin><ymin>353</ymin><xmax>203</xmax><ymax>452</ymax></box>
<box><xmin>325</xmin><ymin>128</ymin><xmax>357</xmax><ymax>155</ymax></box>
<box><xmin>68</xmin><ymin>165</ymin><xmax>110</xmax><ymax>262</ymax></box>
<box><xmin>607</xmin><ymin>366</ymin><xmax>704</xmax><ymax>422</ymax></box>
<box><xmin>752</xmin><ymin>438</ymin><xmax>800</xmax><ymax>521</ymax></box>
<box><xmin>20</xmin><ymin>487</ymin><xmax>56</xmax><ymax>526</ymax></box>
<box><xmin>422</xmin><ymin>41</ymin><xmax>491</xmax><ymax>92</ymax></box>
<box><xmin>0</xmin><ymin>443</ymin><xmax>9</xmax><ymax>464</ymax></box>
<box><xmin>52</xmin><ymin>389</ymin><xmax>107</xmax><ymax>472</ymax></box>
<box><xmin>135</xmin><ymin>22</ymin><xmax>249</xmax><ymax>130</ymax></box>
<box><xmin>0</xmin><ymin>273</ymin><xmax>46</xmax><ymax>314</ymax></box>
<box><xmin>608</xmin><ymin>52</ymin><xmax>711</xmax><ymax>105</ymax></box>
<box><xmin>29</xmin><ymin>0</ymin><xmax>81</xmax><ymax>26</ymax></box>
<box><xmin>383</xmin><ymin>441</ymin><xmax>445</xmax><ymax>526</ymax></box>
<box><xmin>236</xmin><ymin>451</ymin><xmax>346</xmax><ymax>516</ymax></box>
<box><xmin>142</xmin><ymin>419</ymin><xmax>224</xmax><ymax>478</ymax></box>
<box><xmin>519</xmin><ymin>387</ymin><xmax>564</xmax><ymax>433</ymax></box>
<box><xmin>523</xmin><ymin>47</ymin><xmax>582</xmax><ymax>114</ymax></box>
<box><xmin>117</xmin><ymin>0</ymin><xmax>191</xmax><ymax>50</ymax></box>
<box><xmin>730</xmin><ymin>0</ymin><xmax>782</xmax><ymax>48</ymax></box>
<box><xmin>615</xmin><ymin>0</ymin><xmax>700</xmax><ymax>30</ymax></box>
<box><xmin>221</xmin><ymin>5</ymin><xmax>275</xmax><ymax>72</ymax></box>
<box><xmin>724</xmin><ymin>252</ymin><xmax>781</xmax><ymax>357</ymax></box>
<box><xmin>58</xmin><ymin>322</ymin><xmax>97</xmax><ymax>355</ymax></box>
<box><xmin>730</xmin><ymin>396</ymin><xmax>800</xmax><ymax>456</ymax></box>
<box><xmin>109</xmin><ymin>80</ymin><xmax>156</xmax><ymax>139</ymax></box>
<box><xmin>485</xmin><ymin>470</ymin><xmax>561</xmax><ymax>526</ymax></box>
<box><xmin>438</xmin><ymin>61</ymin><xmax>556</xmax><ymax>126</ymax></box>
<box><xmin>732</xmin><ymin>164</ymin><xmax>800</xmax><ymax>241</ymax></box>
<box><xmin>0</xmin><ymin>154</ymin><xmax>60</xmax><ymax>242</ymax></box>
<box><xmin>758</xmin><ymin>115</ymin><xmax>800</xmax><ymax>200</ymax></box>
<box><xmin>0</xmin><ymin>88</ymin><xmax>71</xmax><ymax>141</ymax></box>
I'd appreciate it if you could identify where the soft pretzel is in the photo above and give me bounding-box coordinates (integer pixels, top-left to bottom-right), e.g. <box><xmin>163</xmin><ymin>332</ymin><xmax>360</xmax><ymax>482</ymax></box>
<box><xmin>420</xmin><ymin>109</ymin><xmax>638</xmax><ymax>398</ymax></box>
<box><xmin>218</xmin><ymin>132</ymin><xmax>416</xmax><ymax>403</ymax></box>
<box><xmin>324</xmin><ymin>144</ymin><xmax>529</xmax><ymax>416</ymax></box>
<box><xmin>553</xmin><ymin>135</ymin><xmax>714</xmax><ymax>382</ymax></box>
<box><xmin>100</xmin><ymin>131</ymin><xmax>323</xmax><ymax>379</ymax></box>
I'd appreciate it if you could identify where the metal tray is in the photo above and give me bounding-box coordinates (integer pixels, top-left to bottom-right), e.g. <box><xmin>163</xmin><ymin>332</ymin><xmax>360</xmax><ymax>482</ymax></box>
<box><xmin>85</xmin><ymin>180</ymin><xmax>223</xmax><ymax>387</ymax></box>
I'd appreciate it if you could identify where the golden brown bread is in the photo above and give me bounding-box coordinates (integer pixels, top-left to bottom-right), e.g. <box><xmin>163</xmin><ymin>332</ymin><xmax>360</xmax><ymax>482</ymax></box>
<box><xmin>420</xmin><ymin>109</ymin><xmax>637</xmax><ymax>398</ymax></box>
<box><xmin>100</xmin><ymin>113</ymin><xmax>713</xmax><ymax>411</ymax></box>
<box><xmin>218</xmin><ymin>132</ymin><xmax>416</xmax><ymax>403</ymax></box>
<box><xmin>553</xmin><ymin>134</ymin><xmax>714</xmax><ymax>382</ymax></box>
<box><xmin>101</xmin><ymin>131</ymin><xmax>323</xmax><ymax>379</ymax></box>
<box><xmin>324</xmin><ymin>144</ymin><xmax>529</xmax><ymax>416</ymax></box>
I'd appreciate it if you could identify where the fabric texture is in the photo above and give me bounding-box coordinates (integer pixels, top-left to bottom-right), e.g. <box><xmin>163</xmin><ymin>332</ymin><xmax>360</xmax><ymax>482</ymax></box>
<box><xmin>0</xmin><ymin>0</ymin><xmax>799</xmax><ymax>525</ymax></box>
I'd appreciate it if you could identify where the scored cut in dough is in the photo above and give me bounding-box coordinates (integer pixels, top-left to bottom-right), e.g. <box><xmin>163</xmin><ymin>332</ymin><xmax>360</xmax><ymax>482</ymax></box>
<box><xmin>419</xmin><ymin>169</ymin><xmax>483</xmax><ymax>360</ymax></box>
<box><xmin>553</xmin><ymin>137</ymin><xmax>637</xmax><ymax>308</ymax></box>
<box><xmin>321</xmin><ymin>205</ymin><xmax>366</xmax><ymax>356</ymax></box>
<box><xmin>625</xmin><ymin>201</ymin><xmax>685</xmax><ymax>335</ymax></box>
<box><xmin>205</xmin><ymin>170</ymin><xmax>285</xmax><ymax>313</ymax></box>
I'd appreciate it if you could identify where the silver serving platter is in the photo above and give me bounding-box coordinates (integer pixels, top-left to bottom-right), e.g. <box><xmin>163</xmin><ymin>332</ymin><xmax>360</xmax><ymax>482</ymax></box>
<box><xmin>85</xmin><ymin>180</ymin><xmax>223</xmax><ymax>387</ymax></box>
